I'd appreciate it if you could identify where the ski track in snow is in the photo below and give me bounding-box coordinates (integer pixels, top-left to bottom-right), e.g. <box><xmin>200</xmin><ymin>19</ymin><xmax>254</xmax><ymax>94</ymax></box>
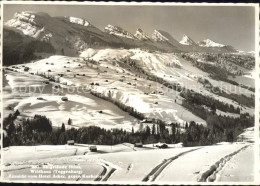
<box><xmin>142</xmin><ymin>147</ymin><xmax>201</xmax><ymax>182</ymax></box>
<box><xmin>197</xmin><ymin>145</ymin><xmax>250</xmax><ymax>182</ymax></box>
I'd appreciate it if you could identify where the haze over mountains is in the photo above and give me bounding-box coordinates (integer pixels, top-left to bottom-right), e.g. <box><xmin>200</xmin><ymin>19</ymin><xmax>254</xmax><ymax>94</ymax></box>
<box><xmin>3</xmin><ymin>11</ymin><xmax>240</xmax><ymax>65</ymax></box>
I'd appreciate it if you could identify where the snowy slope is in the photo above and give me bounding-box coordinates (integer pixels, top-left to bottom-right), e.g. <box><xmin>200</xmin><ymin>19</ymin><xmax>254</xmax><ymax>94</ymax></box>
<box><xmin>156</xmin><ymin>143</ymin><xmax>252</xmax><ymax>182</ymax></box>
<box><xmin>3</xmin><ymin>142</ymin><xmax>253</xmax><ymax>182</ymax></box>
<box><xmin>6</xmin><ymin>47</ymin><xmax>254</xmax><ymax>129</ymax></box>
<box><xmin>198</xmin><ymin>39</ymin><xmax>225</xmax><ymax>47</ymax></box>
<box><xmin>4</xmin><ymin>53</ymin><xmax>207</xmax><ymax>127</ymax></box>
<box><xmin>216</xmin><ymin>145</ymin><xmax>254</xmax><ymax>182</ymax></box>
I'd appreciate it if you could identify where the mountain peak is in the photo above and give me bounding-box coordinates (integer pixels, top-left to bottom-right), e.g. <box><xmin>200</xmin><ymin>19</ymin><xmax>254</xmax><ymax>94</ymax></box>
<box><xmin>134</xmin><ymin>28</ymin><xmax>149</xmax><ymax>40</ymax></box>
<box><xmin>5</xmin><ymin>11</ymin><xmax>50</xmax><ymax>27</ymax></box>
<box><xmin>4</xmin><ymin>11</ymin><xmax>53</xmax><ymax>40</ymax></box>
<box><xmin>198</xmin><ymin>39</ymin><xmax>225</xmax><ymax>47</ymax></box>
<box><xmin>151</xmin><ymin>30</ymin><xmax>169</xmax><ymax>42</ymax></box>
<box><xmin>179</xmin><ymin>34</ymin><xmax>196</xmax><ymax>45</ymax></box>
<box><xmin>64</xmin><ymin>16</ymin><xmax>92</xmax><ymax>27</ymax></box>
<box><xmin>104</xmin><ymin>24</ymin><xmax>135</xmax><ymax>39</ymax></box>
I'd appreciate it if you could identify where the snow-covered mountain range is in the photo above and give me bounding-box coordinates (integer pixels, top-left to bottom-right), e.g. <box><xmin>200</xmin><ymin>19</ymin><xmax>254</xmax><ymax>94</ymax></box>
<box><xmin>4</xmin><ymin>11</ymin><xmax>240</xmax><ymax>64</ymax></box>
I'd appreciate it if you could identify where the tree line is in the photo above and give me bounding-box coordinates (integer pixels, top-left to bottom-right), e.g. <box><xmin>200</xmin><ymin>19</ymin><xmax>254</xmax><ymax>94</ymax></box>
<box><xmin>3</xmin><ymin>110</ymin><xmax>251</xmax><ymax>148</ymax></box>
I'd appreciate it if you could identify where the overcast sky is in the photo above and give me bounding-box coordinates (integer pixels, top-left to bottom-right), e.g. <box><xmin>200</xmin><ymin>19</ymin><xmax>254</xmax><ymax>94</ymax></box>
<box><xmin>4</xmin><ymin>4</ymin><xmax>256</xmax><ymax>51</ymax></box>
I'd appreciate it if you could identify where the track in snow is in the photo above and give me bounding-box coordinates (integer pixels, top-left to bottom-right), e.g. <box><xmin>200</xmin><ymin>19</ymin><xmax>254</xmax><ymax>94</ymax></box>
<box><xmin>142</xmin><ymin>148</ymin><xmax>201</xmax><ymax>182</ymax></box>
<box><xmin>197</xmin><ymin>145</ymin><xmax>250</xmax><ymax>182</ymax></box>
<box><xmin>95</xmin><ymin>163</ymin><xmax>116</xmax><ymax>181</ymax></box>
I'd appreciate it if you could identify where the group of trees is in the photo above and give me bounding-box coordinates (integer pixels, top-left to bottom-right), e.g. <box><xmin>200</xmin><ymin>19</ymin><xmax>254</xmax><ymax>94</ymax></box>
<box><xmin>180</xmin><ymin>90</ymin><xmax>241</xmax><ymax>114</ymax></box>
<box><xmin>180</xmin><ymin>97</ymin><xmax>253</xmax><ymax>146</ymax></box>
<box><xmin>3</xmin><ymin>112</ymin><xmax>53</xmax><ymax>147</ymax></box>
<box><xmin>181</xmin><ymin>53</ymin><xmax>229</xmax><ymax>78</ymax></box>
<box><xmin>200</xmin><ymin>53</ymin><xmax>254</xmax><ymax>70</ymax></box>
<box><xmin>3</xmin><ymin>108</ymin><xmax>252</xmax><ymax>148</ymax></box>
<box><xmin>180</xmin><ymin>53</ymin><xmax>255</xmax><ymax>89</ymax></box>
<box><xmin>197</xmin><ymin>77</ymin><xmax>254</xmax><ymax>108</ymax></box>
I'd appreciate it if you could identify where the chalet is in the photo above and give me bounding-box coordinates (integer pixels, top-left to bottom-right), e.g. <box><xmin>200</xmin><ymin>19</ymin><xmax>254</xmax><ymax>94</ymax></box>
<box><xmin>61</xmin><ymin>96</ymin><xmax>68</xmax><ymax>101</ymax></box>
<box><xmin>67</xmin><ymin>140</ymin><xmax>74</xmax><ymax>145</ymax></box>
<box><xmin>67</xmin><ymin>70</ymin><xmax>70</xmax><ymax>72</ymax></box>
<box><xmin>156</xmin><ymin>143</ymin><xmax>168</xmax><ymax>149</ymax></box>
<box><xmin>89</xmin><ymin>146</ymin><xmax>97</xmax><ymax>152</ymax></box>
<box><xmin>134</xmin><ymin>142</ymin><xmax>143</xmax><ymax>147</ymax></box>
<box><xmin>37</xmin><ymin>97</ymin><xmax>44</xmax><ymax>100</ymax></box>
<box><xmin>141</xmin><ymin>118</ymin><xmax>153</xmax><ymax>123</ymax></box>
<box><xmin>24</xmin><ymin>67</ymin><xmax>29</xmax><ymax>71</ymax></box>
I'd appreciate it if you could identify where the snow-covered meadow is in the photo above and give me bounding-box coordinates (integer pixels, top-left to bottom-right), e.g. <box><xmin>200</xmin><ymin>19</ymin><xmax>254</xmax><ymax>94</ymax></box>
<box><xmin>3</xmin><ymin>141</ymin><xmax>254</xmax><ymax>182</ymax></box>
